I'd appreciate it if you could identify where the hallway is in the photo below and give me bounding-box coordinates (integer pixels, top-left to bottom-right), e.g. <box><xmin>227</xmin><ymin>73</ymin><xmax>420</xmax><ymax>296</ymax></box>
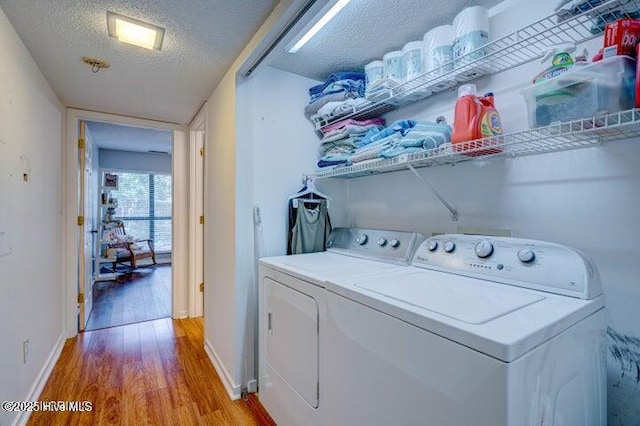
<box><xmin>87</xmin><ymin>265</ymin><xmax>172</xmax><ymax>330</ymax></box>
<box><xmin>28</xmin><ymin>318</ymin><xmax>274</xmax><ymax>425</ymax></box>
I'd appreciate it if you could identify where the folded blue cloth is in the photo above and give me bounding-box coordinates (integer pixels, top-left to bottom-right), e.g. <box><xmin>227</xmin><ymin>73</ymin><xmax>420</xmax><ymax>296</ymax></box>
<box><xmin>379</xmin><ymin>146</ymin><xmax>426</xmax><ymax>158</ymax></box>
<box><xmin>309</xmin><ymin>72</ymin><xmax>365</xmax><ymax>97</ymax></box>
<box><xmin>309</xmin><ymin>79</ymin><xmax>365</xmax><ymax>103</ymax></box>
<box><xmin>358</xmin><ymin>120</ymin><xmax>417</xmax><ymax>147</ymax></box>
<box><xmin>317</xmin><ymin>158</ymin><xmax>348</xmax><ymax>168</ymax></box>
<box><xmin>377</xmin><ymin>121</ymin><xmax>452</xmax><ymax>159</ymax></box>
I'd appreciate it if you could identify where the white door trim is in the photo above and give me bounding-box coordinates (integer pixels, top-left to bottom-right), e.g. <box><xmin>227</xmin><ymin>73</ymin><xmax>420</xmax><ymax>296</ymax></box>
<box><xmin>188</xmin><ymin>105</ymin><xmax>206</xmax><ymax>317</ymax></box>
<box><xmin>64</xmin><ymin>108</ymin><xmax>186</xmax><ymax>336</ymax></box>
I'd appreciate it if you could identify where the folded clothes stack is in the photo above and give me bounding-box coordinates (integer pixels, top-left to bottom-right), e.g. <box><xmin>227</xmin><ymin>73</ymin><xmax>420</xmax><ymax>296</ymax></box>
<box><xmin>305</xmin><ymin>72</ymin><xmax>366</xmax><ymax>123</ymax></box>
<box><xmin>317</xmin><ymin>119</ymin><xmax>452</xmax><ymax>169</ymax></box>
<box><xmin>554</xmin><ymin>0</ymin><xmax>640</xmax><ymax>33</ymax></box>
<box><xmin>317</xmin><ymin>118</ymin><xmax>385</xmax><ymax>168</ymax></box>
<box><xmin>365</xmin><ymin>78</ymin><xmax>402</xmax><ymax>101</ymax></box>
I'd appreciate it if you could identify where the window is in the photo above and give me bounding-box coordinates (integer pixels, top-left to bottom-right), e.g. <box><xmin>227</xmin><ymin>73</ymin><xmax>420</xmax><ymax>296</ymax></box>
<box><xmin>108</xmin><ymin>172</ymin><xmax>172</xmax><ymax>252</ymax></box>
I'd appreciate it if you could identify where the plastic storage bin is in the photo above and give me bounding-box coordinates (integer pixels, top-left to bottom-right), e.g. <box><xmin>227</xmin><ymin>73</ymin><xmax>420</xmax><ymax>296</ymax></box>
<box><xmin>521</xmin><ymin>55</ymin><xmax>636</xmax><ymax>128</ymax></box>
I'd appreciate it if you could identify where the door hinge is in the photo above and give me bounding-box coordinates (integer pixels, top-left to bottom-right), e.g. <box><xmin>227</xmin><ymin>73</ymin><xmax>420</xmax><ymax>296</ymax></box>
<box><xmin>199</xmin><ymin>215</ymin><xmax>204</xmax><ymax>225</ymax></box>
<box><xmin>78</xmin><ymin>138</ymin><xmax>85</xmax><ymax>150</ymax></box>
<box><xmin>199</xmin><ymin>147</ymin><xmax>204</xmax><ymax>156</ymax></box>
<box><xmin>199</xmin><ymin>282</ymin><xmax>204</xmax><ymax>292</ymax></box>
<box><xmin>77</xmin><ymin>216</ymin><xmax>84</xmax><ymax>226</ymax></box>
<box><xmin>77</xmin><ymin>292</ymin><xmax>84</xmax><ymax>304</ymax></box>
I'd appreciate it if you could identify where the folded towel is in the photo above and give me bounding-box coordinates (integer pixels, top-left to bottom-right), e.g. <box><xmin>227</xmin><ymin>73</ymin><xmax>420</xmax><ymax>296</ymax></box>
<box><xmin>317</xmin><ymin>158</ymin><xmax>349</xmax><ymax>168</ymax></box>
<box><xmin>310</xmin><ymin>97</ymin><xmax>367</xmax><ymax>122</ymax></box>
<box><xmin>322</xmin><ymin>117</ymin><xmax>385</xmax><ymax>134</ymax></box>
<box><xmin>350</xmin><ymin>133</ymin><xmax>401</xmax><ymax>163</ymax></box>
<box><xmin>357</xmin><ymin>120</ymin><xmax>417</xmax><ymax>147</ymax></box>
<box><xmin>304</xmin><ymin>92</ymin><xmax>359</xmax><ymax>120</ymax></box>
<box><xmin>310</xmin><ymin>79</ymin><xmax>365</xmax><ymax>103</ymax></box>
<box><xmin>321</xmin><ymin>123</ymin><xmax>385</xmax><ymax>143</ymax></box>
<box><xmin>309</xmin><ymin>72</ymin><xmax>365</xmax><ymax>97</ymax></box>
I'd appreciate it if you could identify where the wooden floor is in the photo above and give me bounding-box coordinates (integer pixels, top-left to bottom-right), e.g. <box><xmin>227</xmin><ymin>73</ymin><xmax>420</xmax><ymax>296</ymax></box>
<box><xmin>87</xmin><ymin>265</ymin><xmax>172</xmax><ymax>331</ymax></box>
<box><xmin>28</xmin><ymin>318</ymin><xmax>275</xmax><ymax>426</ymax></box>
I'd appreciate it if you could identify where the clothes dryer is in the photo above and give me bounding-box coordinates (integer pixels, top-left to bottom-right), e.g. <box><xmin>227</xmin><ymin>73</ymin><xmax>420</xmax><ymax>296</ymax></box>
<box><xmin>258</xmin><ymin>227</ymin><xmax>423</xmax><ymax>426</ymax></box>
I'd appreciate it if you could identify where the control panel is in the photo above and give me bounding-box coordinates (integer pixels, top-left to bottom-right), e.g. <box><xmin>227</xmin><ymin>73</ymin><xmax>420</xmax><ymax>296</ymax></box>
<box><xmin>413</xmin><ymin>234</ymin><xmax>602</xmax><ymax>300</ymax></box>
<box><xmin>327</xmin><ymin>228</ymin><xmax>424</xmax><ymax>265</ymax></box>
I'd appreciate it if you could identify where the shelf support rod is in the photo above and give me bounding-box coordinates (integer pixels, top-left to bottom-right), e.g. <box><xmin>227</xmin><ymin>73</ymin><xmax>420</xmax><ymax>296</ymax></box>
<box><xmin>407</xmin><ymin>163</ymin><xmax>458</xmax><ymax>221</ymax></box>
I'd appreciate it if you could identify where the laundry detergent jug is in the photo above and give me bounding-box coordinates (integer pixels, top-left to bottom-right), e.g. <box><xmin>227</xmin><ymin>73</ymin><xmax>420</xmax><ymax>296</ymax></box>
<box><xmin>452</xmin><ymin>84</ymin><xmax>503</xmax><ymax>156</ymax></box>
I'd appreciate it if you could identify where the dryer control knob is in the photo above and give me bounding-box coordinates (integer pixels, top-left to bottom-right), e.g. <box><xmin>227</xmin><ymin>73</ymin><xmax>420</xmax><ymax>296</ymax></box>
<box><xmin>517</xmin><ymin>249</ymin><xmax>535</xmax><ymax>263</ymax></box>
<box><xmin>427</xmin><ymin>240</ymin><xmax>438</xmax><ymax>251</ymax></box>
<box><xmin>356</xmin><ymin>234</ymin><xmax>368</xmax><ymax>245</ymax></box>
<box><xmin>377</xmin><ymin>237</ymin><xmax>387</xmax><ymax>247</ymax></box>
<box><xmin>474</xmin><ymin>240</ymin><xmax>494</xmax><ymax>258</ymax></box>
<box><xmin>443</xmin><ymin>241</ymin><xmax>456</xmax><ymax>253</ymax></box>
<box><xmin>389</xmin><ymin>238</ymin><xmax>400</xmax><ymax>248</ymax></box>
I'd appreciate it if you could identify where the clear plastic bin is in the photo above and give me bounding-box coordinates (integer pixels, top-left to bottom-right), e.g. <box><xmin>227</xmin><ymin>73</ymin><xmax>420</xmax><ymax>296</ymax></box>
<box><xmin>521</xmin><ymin>55</ymin><xmax>636</xmax><ymax>128</ymax></box>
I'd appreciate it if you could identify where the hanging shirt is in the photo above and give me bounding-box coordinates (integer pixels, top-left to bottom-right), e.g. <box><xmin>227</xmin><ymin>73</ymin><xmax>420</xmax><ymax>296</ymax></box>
<box><xmin>289</xmin><ymin>200</ymin><xmax>331</xmax><ymax>255</ymax></box>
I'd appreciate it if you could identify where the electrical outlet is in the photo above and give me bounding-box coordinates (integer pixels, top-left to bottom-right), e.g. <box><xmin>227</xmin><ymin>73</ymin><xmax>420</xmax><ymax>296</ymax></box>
<box><xmin>23</xmin><ymin>339</ymin><xmax>29</xmax><ymax>364</ymax></box>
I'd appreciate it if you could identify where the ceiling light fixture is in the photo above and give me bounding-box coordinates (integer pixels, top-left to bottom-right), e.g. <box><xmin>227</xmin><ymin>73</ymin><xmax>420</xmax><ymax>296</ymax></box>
<box><xmin>107</xmin><ymin>12</ymin><xmax>165</xmax><ymax>50</ymax></box>
<box><xmin>287</xmin><ymin>0</ymin><xmax>352</xmax><ymax>53</ymax></box>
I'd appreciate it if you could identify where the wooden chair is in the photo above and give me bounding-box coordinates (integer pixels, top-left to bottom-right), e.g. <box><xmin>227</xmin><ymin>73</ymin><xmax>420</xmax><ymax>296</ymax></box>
<box><xmin>109</xmin><ymin>223</ymin><xmax>157</xmax><ymax>270</ymax></box>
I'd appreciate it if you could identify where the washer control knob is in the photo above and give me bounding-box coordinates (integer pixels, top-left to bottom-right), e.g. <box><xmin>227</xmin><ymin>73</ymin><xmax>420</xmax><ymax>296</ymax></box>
<box><xmin>377</xmin><ymin>237</ymin><xmax>388</xmax><ymax>247</ymax></box>
<box><xmin>443</xmin><ymin>241</ymin><xmax>456</xmax><ymax>253</ymax></box>
<box><xmin>474</xmin><ymin>240</ymin><xmax>494</xmax><ymax>258</ymax></box>
<box><xmin>518</xmin><ymin>249</ymin><xmax>535</xmax><ymax>263</ymax></box>
<box><xmin>356</xmin><ymin>234</ymin><xmax>368</xmax><ymax>245</ymax></box>
<box><xmin>389</xmin><ymin>238</ymin><xmax>400</xmax><ymax>248</ymax></box>
<box><xmin>427</xmin><ymin>240</ymin><xmax>438</xmax><ymax>251</ymax></box>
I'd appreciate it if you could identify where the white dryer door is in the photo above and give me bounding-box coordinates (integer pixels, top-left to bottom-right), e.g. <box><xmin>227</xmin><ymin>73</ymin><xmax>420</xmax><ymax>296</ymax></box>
<box><xmin>265</xmin><ymin>278</ymin><xmax>319</xmax><ymax>408</ymax></box>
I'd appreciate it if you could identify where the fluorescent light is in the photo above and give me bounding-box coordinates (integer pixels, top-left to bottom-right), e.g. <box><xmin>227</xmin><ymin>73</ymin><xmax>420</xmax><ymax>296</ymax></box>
<box><xmin>288</xmin><ymin>0</ymin><xmax>352</xmax><ymax>53</ymax></box>
<box><xmin>107</xmin><ymin>12</ymin><xmax>165</xmax><ymax>50</ymax></box>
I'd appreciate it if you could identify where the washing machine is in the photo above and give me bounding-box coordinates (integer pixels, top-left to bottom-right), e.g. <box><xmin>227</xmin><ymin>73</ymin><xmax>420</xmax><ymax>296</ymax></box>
<box><xmin>258</xmin><ymin>227</ymin><xmax>423</xmax><ymax>426</ymax></box>
<box><xmin>324</xmin><ymin>234</ymin><xmax>607</xmax><ymax>426</ymax></box>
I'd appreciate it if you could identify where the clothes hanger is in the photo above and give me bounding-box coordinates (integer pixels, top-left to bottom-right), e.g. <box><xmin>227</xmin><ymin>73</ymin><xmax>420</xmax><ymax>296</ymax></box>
<box><xmin>288</xmin><ymin>176</ymin><xmax>331</xmax><ymax>208</ymax></box>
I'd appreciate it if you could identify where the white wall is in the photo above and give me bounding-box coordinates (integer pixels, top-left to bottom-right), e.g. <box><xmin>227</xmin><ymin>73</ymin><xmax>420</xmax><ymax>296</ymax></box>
<box><xmin>328</xmin><ymin>0</ymin><xmax>639</xmax><ymax>422</ymax></box>
<box><xmin>0</xmin><ymin>7</ymin><xmax>65</xmax><ymax>426</ymax></box>
<box><xmin>99</xmin><ymin>148</ymin><xmax>172</xmax><ymax>174</ymax></box>
<box><xmin>235</xmin><ymin>65</ymin><xmax>348</xmax><ymax>392</ymax></box>
<box><xmin>202</xmin><ymin>0</ymin><xmax>336</xmax><ymax>398</ymax></box>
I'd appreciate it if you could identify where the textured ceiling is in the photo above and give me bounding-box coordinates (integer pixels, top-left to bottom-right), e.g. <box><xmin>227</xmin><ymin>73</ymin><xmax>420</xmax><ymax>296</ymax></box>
<box><xmin>0</xmin><ymin>0</ymin><xmax>277</xmax><ymax>124</ymax></box>
<box><xmin>87</xmin><ymin>121</ymin><xmax>173</xmax><ymax>154</ymax></box>
<box><xmin>268</xmin><ymin>0</ymin><xmax>503</xmax><ymax>81</ymax></box>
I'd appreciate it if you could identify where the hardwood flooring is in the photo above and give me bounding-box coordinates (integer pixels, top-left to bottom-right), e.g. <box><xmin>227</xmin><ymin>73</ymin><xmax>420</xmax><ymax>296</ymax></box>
<box><xmin>28</xmin><ymin>318</ymin><xmax>275</xmax><ymax>426</ymax></box>
<box><xmin>87</xmin><ymin>265</ymin><xmax>172</xmax><ymax>331</ymax></box>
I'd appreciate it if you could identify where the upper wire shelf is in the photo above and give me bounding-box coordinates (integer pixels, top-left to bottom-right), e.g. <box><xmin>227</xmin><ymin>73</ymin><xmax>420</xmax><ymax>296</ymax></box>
<box><xmin>311</xmin><ymin>109</ymin><xmax>640</xmax><ymax>179</ymax></box>
<box><xmin>311</xmin><ymin>0</ymin><xmax>640</xmax><ymax>130</ymax></box>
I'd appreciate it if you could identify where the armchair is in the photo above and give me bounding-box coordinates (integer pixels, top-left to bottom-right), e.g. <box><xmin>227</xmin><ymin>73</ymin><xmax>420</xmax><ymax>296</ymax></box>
<box><xmin>109</xmin><ymin>223</ymin><xmax>157</xmax><ymax>270</ymax></box>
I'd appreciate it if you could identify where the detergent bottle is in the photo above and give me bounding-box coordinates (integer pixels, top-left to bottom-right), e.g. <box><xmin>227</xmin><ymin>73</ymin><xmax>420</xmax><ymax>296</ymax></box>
<box><xmin>533</xmin><ymin>44</ymin><xmax>576</xmax><ymax>84</ymax></box>
<box><xmin>452</xmin><ymin>84</ymin><xmax>503</xmax><ymax>155</ymax></box>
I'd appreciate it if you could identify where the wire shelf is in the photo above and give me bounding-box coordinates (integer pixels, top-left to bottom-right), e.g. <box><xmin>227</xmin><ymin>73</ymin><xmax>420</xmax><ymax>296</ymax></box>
<box><xmin>311</xmin><ymin>109</ymin><xmax>640</xmax><ymax>179</ymax></box>
<box><xmin>311</xmin><ymin>0</ymin><xmax>640</xmax><ymax>130</ymax></box>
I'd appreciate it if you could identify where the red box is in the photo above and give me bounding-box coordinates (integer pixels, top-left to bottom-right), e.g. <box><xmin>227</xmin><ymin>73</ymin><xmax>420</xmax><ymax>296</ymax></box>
<box><xmin>604</xmin><ymin>19</ymin><xmax>640</xmax><ymax>58</ymax></box>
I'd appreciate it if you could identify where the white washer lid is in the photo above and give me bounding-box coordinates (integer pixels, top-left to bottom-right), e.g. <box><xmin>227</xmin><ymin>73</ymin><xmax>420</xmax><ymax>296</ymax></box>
<box><xmin>327</xmin><ymin>268</ymin><xmax>605</xmax><ymax>362</ymax></box>
<box><xmin>356</xmin><ymin>271</ymin><xmax>544</xmax><ymax>324</ymax></box>
<box><xmin>259</xmin><ymin>252</ymin><xmax>405</xmax><ymax>287</ymax></box>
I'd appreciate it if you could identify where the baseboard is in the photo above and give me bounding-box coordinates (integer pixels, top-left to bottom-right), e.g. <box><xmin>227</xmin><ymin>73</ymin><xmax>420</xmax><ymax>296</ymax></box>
<box><xmin>204</xmin><ymin>338</ymin><xmax>241</xmax><ymax>400</ymax></box>
<box><xmin>13</xmin><ymin>332</ymin><xmax>66</xmax><ymax>426</ymax></box>
<box><xmin>175</xmin><ymin>310</ymin><xmax>189</xmax><ymax>319</ymax></box>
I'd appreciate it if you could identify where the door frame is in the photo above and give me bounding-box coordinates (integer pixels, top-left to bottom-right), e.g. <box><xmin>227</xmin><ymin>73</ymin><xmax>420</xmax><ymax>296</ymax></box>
<box><xmin>64</xmin><ymin>108</ymin><xmax>188</xmax><ymax>336</ymax></box>
<box><xmin>188</xmin><ymin>105</ymin><xmax>206</xmax><ymax>317</ymax></box>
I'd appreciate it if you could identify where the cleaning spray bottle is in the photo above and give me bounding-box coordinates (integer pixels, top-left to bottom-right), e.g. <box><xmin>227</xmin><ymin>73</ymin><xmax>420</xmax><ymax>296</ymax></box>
<box><xmin>533</xmin><ymin>44</ymin><xmax>576</xmax><ymax>84</ymax></box>
<box><xmin>452</xmin><ymin>84</ymin><xmax>503</xmax><ymax>156</ymax></box>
